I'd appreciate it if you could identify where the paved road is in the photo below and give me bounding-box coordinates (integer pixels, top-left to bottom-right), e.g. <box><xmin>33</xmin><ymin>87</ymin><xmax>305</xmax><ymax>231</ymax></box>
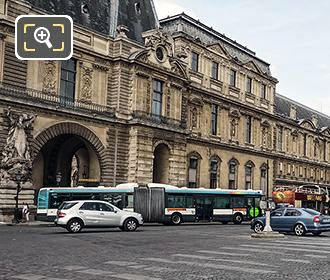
<box><xmin>0</xmin><ymin>223</ymin><xmax>330</xmax><ymax>280</ymax></box>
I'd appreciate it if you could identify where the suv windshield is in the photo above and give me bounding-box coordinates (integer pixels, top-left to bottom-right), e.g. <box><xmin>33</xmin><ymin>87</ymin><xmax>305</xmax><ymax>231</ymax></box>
<box><xmin>304</xmin><ymin>209</ymin><xmax>321</xmax><ymax>216</ymax></box>
<box><xmin>58</xmin><ymin>202</ymin><xmax>78</xmax><ymax>210</ymax></box>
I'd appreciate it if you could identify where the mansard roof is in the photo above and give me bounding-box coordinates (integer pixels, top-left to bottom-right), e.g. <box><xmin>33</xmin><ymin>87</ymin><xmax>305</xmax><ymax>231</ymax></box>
<box><xmin>25</xmin><ymin>0</ymin><xmax>159</xmax><ymax>43</ymax></box>
<box><xmin>275</xmin><ymin>93</ymin><xmax>330</xmax><ymax>129</ymax></box>
<box><xmin>160</xmin><ymin>13</ymin><xmax>271</xmax><ymax>76</ymax></box>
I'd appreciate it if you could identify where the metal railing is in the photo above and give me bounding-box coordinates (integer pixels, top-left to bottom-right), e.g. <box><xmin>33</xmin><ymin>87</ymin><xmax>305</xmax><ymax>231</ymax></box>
<box><xmin>132</xmin><ymin>110</ymin><xmax>184</xmax><ymax>128</ymax></box>
<box><xmin>0</xmin><ymin>82</ymin><xmax>115</xmax><ymax>117</ymax></box>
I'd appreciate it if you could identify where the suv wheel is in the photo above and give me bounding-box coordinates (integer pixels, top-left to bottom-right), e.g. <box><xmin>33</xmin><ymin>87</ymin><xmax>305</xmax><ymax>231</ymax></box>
<box><xmin>233</xmin><ymin>213</ymin><xmax>243</xmax><ymax>225</ymax></box>
<box><xmin>123</xmin><ymin>218</ymin><xmax>138</xmax><ymax>232</ymax></box>
<box><xmin>253</xmin><ymin>222</ymin><xmax>264</xmax><ymax>233</ymax></box>
<box><xmin>67</xmin><ymin>219</ymin><xmax>83</xmax><ymax>233</ymax></box>
<box><xmin>294</xmin><ymin>223</ymin><xmax>306</xmax><ymax>236</ymax></box>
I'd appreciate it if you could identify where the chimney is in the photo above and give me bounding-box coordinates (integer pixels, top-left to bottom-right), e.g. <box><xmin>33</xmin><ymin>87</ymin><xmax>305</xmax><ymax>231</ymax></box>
<box><xmin>311</xmin><ymin>114</ymin><xmax>318</xmax><ymax>128</ymax></box>
<box><xmin>289</xmin><ymin>105</ymin><xmax>297</xmax><ymax>120</ymax></box>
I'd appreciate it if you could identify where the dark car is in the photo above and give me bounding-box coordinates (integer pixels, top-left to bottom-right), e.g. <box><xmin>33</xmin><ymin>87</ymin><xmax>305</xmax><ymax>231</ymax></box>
<box><xmin>251</xmin><ymin>208</ymin><xmax>330</xmax><ymax>236</ymax></box>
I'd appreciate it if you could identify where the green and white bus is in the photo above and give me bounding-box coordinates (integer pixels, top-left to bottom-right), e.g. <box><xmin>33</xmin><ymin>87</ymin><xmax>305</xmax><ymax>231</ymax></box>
<box><xmin>37</xmin><ymin>183</ymin><xmax>263</xmax><ymax>224</ymax></box>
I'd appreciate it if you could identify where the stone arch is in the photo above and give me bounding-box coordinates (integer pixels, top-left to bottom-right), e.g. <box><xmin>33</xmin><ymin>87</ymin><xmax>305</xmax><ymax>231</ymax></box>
<box><xmin>31</xmin><ymin>122</ymin><xmax>107</xmax><ymax>184</ymax></box>
<box><xmin>153</xmin><ymin>140</ymin><xmax>173</xmax><ymax>154</ymax></box>
<box><xmin>153</xmin><ymin>142</ymin><xmax>171</xmax><ymax>184</ymax></box>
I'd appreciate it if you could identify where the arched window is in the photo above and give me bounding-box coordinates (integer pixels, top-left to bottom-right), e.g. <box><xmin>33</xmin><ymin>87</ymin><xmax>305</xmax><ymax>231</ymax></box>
<box><xmin>209</xmin><ymin>155</ymin><xmax>221</xmax><ymax>189</ymax></box>
<box><xmin>245</xmin><ymin>161</ymin><xmax>255</xmax><ymax>190</ymax></box>
<box><xmin>260</xmin><ymin>163</ymin><xmax>268</xmax><ymax>195</ymax></box>
<box><xmin>187</xmin><ymin>152</ymin><xmax>202</xmax><ymax>188</ymax></box>
<box><xmin>228</xmin><ymin>158</ymin><xmax>239</xmax><ymax>189</ymax></box>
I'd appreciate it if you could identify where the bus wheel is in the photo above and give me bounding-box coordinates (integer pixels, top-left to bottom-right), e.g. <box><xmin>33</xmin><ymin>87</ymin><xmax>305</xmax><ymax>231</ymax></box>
<box><xmin>171</xmin><ymin>213</ymin><xmax>182</xmax><ymax>225</ymax></box>
<box><xmin>222</xmin><ymin>221</ymin><xmax>228</xmax><ymax>225</ymax></box>
<box><xmin>67</xmin><ymin>219</ymin><xmax>83</xmax><ymax>233</ymax></box>
<box><xmin>233</xmin><ymin>213</ymin><xmax>243</xmax><ymax>225</ymax></box>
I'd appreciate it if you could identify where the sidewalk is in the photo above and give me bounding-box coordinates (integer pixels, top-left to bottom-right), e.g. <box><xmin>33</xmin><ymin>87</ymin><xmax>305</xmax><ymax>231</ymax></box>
<box><xmin>1</xmin><ymin>221</ymin><xmax>54</xmax><ymax>227</ymax></box>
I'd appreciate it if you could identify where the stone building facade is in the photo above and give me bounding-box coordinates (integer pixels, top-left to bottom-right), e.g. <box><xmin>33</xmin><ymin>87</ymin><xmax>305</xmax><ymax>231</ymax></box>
<box><xmin>0</xmin><ymin>1</ymin><xmax>329</xmax><ymax>221</ymax></box>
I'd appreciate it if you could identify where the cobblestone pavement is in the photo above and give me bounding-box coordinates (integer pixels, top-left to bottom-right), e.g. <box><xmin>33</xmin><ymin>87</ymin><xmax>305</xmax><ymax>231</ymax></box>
<box><xmin>1</xmin><ymin>223</ymin><xmax>330</xmax><ymax>280</ymax></box>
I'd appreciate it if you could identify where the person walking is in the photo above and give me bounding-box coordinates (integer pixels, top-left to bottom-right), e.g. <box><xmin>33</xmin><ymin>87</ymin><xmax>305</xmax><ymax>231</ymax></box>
<box><xmin>22</xmin><ymin>203</ymin><xmax>30</xmax><ymax>222</ymax></box>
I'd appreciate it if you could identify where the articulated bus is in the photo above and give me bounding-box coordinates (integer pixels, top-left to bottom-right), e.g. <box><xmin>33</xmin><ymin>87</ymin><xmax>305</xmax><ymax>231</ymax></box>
<box><xmin>37</xmin><ymin>183</ymin><xmax>263</xmax><ymax>224</ymax></box>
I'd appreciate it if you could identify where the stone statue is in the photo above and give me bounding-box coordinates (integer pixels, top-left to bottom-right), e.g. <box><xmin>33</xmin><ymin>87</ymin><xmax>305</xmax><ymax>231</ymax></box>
<box><xmin>70</xmin><ymin>155</ymin><xmax>79</xmax><ymax>187</ymax></box>
<box><xmin>7</xmin><ymin>111</ymin><xmax>35</xmax><ymax>160</ymax></box>
<box><xmin>231</xmin><ymin>119</ymin><xmax>237</xmax><ymax>138</ymax></box>
<box><xmin>0</xmin><ymin>110</ymin><xmax>35</xmax><ymax>188</ymax></box>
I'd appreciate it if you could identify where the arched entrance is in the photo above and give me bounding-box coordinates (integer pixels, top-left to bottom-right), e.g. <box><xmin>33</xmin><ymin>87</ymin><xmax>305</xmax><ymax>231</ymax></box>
<box><xmin>31</xmin><ymin>123</ymin><xmax>106</xmax><ymax>188</ymax></box>
<box><xmin>153</xmin><ymin>143</ymin><xmax>170</xmax><ymax>184</ymax></box>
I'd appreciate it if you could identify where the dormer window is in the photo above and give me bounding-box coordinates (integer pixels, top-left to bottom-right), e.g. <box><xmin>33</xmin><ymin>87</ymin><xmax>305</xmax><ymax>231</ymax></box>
<box><xmin>246</xmin><ymin>77</ymin><xmax>252</xmax><ymax>93</ymax></box>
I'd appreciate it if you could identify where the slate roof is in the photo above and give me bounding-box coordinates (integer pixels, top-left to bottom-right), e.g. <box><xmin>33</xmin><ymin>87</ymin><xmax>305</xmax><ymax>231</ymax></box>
<box><xmin>275</xmin><ymin>93</ymin><xmax>330</xmax><ymax>129</ymax></box>
<box><xmin>160</xmin><ymin>13</ymin><xmax>271</xmax><ymax>76</ymax></box>
<box><xmin>25</xmin><ymin>0</ymin><xmax>159</xmax><ymax>43</ymax></box>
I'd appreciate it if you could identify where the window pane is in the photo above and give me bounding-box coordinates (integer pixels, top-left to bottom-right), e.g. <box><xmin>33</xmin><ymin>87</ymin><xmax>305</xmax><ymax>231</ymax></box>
<box><xmin>232</xmin><ymin>196</ymin><xmax>245</xmax><ymax>207</ymax></box>
<box><xmin>214</xmin><ymin>196</ymin><xmax>230</xmax><ymax>208</ymax></box>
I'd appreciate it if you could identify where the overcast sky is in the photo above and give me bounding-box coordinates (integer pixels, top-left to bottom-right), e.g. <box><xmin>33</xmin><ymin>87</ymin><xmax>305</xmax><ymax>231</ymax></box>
<box><xmin>154</xmin><ymin>0</ymin><xmax>330</xmax><ymax>116</ymax></box>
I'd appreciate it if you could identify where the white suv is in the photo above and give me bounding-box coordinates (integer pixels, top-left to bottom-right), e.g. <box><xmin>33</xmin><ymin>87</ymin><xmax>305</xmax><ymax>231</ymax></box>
<box><xmin>54</xmin><ymin>200</ymin><xmax>143</xmax><ymax>233</ymax></box>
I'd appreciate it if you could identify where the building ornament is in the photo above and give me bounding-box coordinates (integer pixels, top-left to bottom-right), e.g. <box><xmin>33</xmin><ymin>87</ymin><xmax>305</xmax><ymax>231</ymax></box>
<box><xmin>80</xmin><ymin>66</ymin><xmax>93</xmax><ymax>101</ymax></box>
<box><xmin>0</xmin><ymin>110</ymin><xmax>36</xmax><ymax>188</ymax></box>
<box><xmin>42</xmin><ymin>61</ymin><xmax>57</xmax><ymax>94</ymax></box>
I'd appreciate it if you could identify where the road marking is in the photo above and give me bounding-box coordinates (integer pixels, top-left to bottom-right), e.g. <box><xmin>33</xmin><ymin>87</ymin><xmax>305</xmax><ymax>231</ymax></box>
<box><xmin>105</xmin><ymin>261</ymin><xmax>138</xmax><ymax>266</ymax></box>
<box><xmin>197</xmin><ymin>250</ymin><xmax>250</xmax><ymax>257</ymax></box>
<box><xmin>304</xmin><ymin>254</ymin><xmax>328</xmax><ymax>259</ymax></box>
<box><xmin>172</xmin><ymin>254</ymin><xmax>278</xmax><ymax>267</ymax></box>
<box><xmin>12</xmin><ymin>275</ymin><xmax>68</xmax><ymax>280</ymax></box>
<box><xmin>128</xmin><ymin>265</ymin><xmax>149</xmax><ymax>269</ymax></box>
<box><xmin>112</xmin><ymin>274</ymin><xmax>162</xmax><ymax>280</ymax></box>
<box><xmin>272</xmin><ymin>240</ymin><xmax>330</xmax><ymax>247</ymax></box>
<box><xmin>143</xmin><ymin>266</ymin><xmax>177</xmax><ymax>272</ymax></box>
<box><xmin>75</xmin><ymin>269</ymin><xmax>112</xmax><ymax>276</ymax></box>
<box><xmin>255</xmin><ymin>241</ymin><xmax>330</xmax><ymax>250</ymax></box>
<box><xmin>240</xmin><ymin>244</ymin><xmax>330</xmax><ymax>254</ymax></box>
<box><xmin>62</xmin><ymin>265</ymin><xmax>86</xmax><ymax>271</ymax></box>
<box><xmin>103</xmin><ymin>261</ymin><xmax>177</xmax><ymax>273</ymax></box>
<box><xmin>64</xmin><ymin>267</ymin><xmax>162</xmax><ymax>280</ymax></box>
<box><xmin>281</xmin><ymin>259</ymin><xmax>311</xmax><ymax>264</ymax></box>
<box><xmin>142</xmin><ymin>257</ymin><xmax>275</xmax><ymax>274</ymax></box>
<box><xmin>221</xmin><ymin>246</ymin><xmax>293</xmax><ymax>255</ymax></box>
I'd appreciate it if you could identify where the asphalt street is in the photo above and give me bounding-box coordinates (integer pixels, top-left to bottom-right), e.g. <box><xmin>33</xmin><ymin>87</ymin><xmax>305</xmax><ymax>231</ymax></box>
<box><xmin>0</xmin><ymin>223</ymin><xmax>330</xmax><ymax>280</ymax></box>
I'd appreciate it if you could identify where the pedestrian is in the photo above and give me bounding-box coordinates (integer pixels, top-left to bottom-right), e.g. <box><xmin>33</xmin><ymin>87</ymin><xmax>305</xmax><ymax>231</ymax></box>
<box><xmin>22</xmin><ymin>203</ymin><xmax>30</xmax><ymax>222</ymax></box>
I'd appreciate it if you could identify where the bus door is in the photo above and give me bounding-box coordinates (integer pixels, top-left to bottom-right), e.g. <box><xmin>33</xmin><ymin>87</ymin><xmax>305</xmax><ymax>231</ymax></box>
<box><xmin>195</xmin><ymin>196</ymin><xmax>214</xmax><ymax>221</ymax></box>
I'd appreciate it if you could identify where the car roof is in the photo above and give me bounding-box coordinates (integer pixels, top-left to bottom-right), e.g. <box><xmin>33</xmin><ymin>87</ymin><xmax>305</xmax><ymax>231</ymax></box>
<box><xmin>63</xmin><ymin>200</ymin><xmax>110</xmax><ymax>203</ymax></box>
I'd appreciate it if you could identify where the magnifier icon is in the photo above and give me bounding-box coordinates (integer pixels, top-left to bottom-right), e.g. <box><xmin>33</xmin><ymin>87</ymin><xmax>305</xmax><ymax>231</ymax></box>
<box><xmin>34</xmin><ymin>27</ymin><xmax>53</xmax><ymax>49</ymax></box>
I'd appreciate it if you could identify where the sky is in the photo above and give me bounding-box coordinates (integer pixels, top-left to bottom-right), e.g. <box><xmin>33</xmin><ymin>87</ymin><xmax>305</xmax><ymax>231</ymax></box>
<box><xmin>153</xmin><ymin>0</ymin><xmax>330</xmax><ymax>116</ymax></box>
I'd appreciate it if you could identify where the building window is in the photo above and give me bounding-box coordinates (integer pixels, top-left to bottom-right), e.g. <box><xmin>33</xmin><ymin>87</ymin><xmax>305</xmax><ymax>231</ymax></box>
<box><xmin>191</xmin><ymin>52</ymin><xmax>199</xmax><ymax>72</ymax></box>
<box><xmin>60</xmin><ymin>58</ymin><xmax>76</xmax><ymax>104</ymax></box>
<box><xmin>228</xmin><ymin>159</ymin><xmax>238</xmax><ymax>189</ymax></box>
<box><xmin>211</xmin><ymin>61</ymin><xmax>219</xmax><ymax>80</ymax></box>
<box><xmin>229</xmin><ymin>69</ymin><xmax>236</xmax><ymax>87</ymax></box>
<box><xmin>303</xmin><ymin>134</ymin><xmax>307</xmax><ymax>156</ymax></box>
<box><xmin>210</xmin><ymin>159</ymin><xmax>219</xmax><ymax>189</ymax></box>
<box><xmin>246</xmin><ymin>77</ymin><xmax>252</xmax><ymax>93</ymax></box>
<box><xmin>152</xmin><ymin>80</ymin><xmax>163</xmax><ymax>116</ymax></box>
<box><xmin>245</xmin><ymin>163</ymin><xmax>254</xmax><ymax>190</ymax></box>
<box><xmin>261</xmin><ymin>84</ymin><xmax>267</xmax><ymax>99</ymax></box>
<box><xmin>277</xmin><ymin>127</ymin><xmax>283</xmax><ymax>151</ymax></box>
<box><xmin>211</xmin><ymin>104</ymin><xmax>218</xmax><ymax>135</ymax></box>
<box><xmin>246</xmin><ymin>116</ymin><xmax>252</xmax><ymax>143</ymax></box>
<box><xmin>188</xmin><ymin>156</ymin><xmax>199</xmax><ymax>188</ymax></box>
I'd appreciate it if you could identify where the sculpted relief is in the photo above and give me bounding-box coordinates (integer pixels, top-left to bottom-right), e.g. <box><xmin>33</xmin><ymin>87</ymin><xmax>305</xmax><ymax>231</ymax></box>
<box><xmin>0</xmin><ymin>110</ymin><xmax>36</xmax><ymax>188</ymax></box>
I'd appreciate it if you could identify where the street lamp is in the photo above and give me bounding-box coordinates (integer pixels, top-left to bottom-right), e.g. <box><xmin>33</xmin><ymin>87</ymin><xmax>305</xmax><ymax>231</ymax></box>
<box><xmin>263</xmin><ymin>160</ymin><xmax>273</xmax><ymax>232</ymax></box>
<box><xmin>56</xmin><ymin>172</ymin><xmax>62</xmax><ymax>187</ymax></box>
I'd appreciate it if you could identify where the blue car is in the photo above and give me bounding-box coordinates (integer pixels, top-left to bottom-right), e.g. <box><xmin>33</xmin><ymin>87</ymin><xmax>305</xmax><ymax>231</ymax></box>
<box><xmin>251</xmin><ymin>208</ymin><xmax>330</xmax><ymax>236</ymax></box>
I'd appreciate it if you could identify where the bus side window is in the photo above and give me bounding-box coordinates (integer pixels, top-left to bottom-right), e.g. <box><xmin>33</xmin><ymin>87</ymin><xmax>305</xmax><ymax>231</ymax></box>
<box><xmin>214</xmin><ymin>196</ymin><xmax>230</xmax><ymax>209</ymax></box>
<box><xmin>186</xmin><ymin>195</ymin><xmax>194</xmax><ymax>208</ymax></box>
<box><xmin>232</xmin><ymin>196</ymin><xmax>245</xmax><ymax>208</ymax></box>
